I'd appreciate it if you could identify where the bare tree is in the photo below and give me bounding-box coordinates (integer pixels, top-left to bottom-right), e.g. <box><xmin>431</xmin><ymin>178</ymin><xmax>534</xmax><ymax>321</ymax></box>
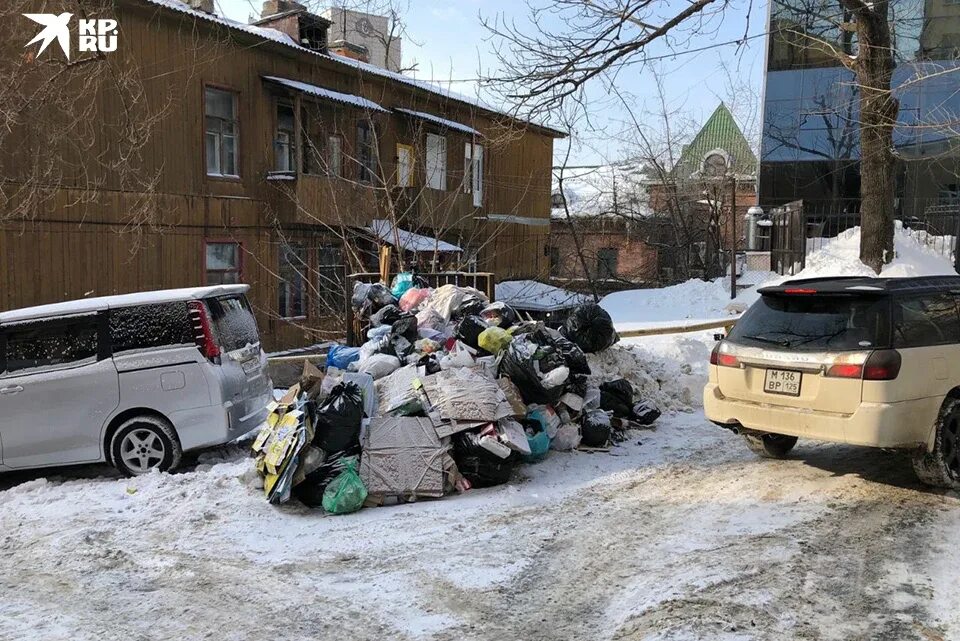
<box><xmin>484</xmin><ymin>0</ymin><xmax>908</xmax><ymax>273</ymax></box>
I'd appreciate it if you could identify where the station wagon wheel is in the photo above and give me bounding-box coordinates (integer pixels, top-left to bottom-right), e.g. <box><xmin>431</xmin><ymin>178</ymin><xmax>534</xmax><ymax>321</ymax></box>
<box><xmin>110</xmin><ymin>416</ymin><xmax>183</xmax><ymax>477</ymax></box>
<box><xmin>913</xmin><ymin>397</ymin><xmax>960</xmax><ymax>490</ymax></box>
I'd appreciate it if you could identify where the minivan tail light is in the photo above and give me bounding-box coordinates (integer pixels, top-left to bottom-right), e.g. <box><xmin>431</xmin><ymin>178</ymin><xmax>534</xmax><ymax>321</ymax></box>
<box><xmin>188</xmin><ymin>300</ymin><xmax>221</xmax><ymax>360</ymax></box>
<box><xmin>863</xmin><ymin>349</ymin><xmax>901</xmax><ymax>381</ymax></box>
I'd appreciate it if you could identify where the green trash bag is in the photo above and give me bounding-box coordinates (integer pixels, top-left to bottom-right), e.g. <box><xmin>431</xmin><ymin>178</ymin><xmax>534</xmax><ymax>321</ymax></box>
<box><xmin>321</xmin><ymin>458</ymin><xmax>368</xmax><ymax>515</ymax></box>
<box><xmin>478</xmin><ymin>326</ymin><xmax>513</xmax><ymax>354</ymax></box>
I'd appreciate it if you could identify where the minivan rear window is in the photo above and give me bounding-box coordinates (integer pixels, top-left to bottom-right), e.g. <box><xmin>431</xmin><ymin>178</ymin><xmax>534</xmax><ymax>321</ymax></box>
<box><xmin>728</xmin><ymin>295</ymin><xmax>891</xmax><ymax>351</ymax></box>
<box><xmin>207</xmin><ymin>295</ymin><xmax>259</xmax><ymax>352</ymax></box>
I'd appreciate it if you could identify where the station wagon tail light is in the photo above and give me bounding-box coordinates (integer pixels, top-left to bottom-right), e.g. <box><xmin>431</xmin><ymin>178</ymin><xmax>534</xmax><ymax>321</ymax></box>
<box><xmin>825</xmin><ymin>363</ymin><xmax>863</xmax><ymax>379</ymax></box>
<box><xmin>863</xmin><ymin>349</ymin><xmax>901</xmax><ymax>380</ymax></box>
<box><xmin>188</xmin><ymin>300</ymin><xmax>221</xmax><ymax>360</ymax></box>
<box><xmin>825</xmin><ymin>350</ymin><xmax>901</xmax><ymax>380</ymax></box>
<box><xmin>710</xmin><ymin>343</ymin><xmax>739</xmax><ymax>368</ymax></box>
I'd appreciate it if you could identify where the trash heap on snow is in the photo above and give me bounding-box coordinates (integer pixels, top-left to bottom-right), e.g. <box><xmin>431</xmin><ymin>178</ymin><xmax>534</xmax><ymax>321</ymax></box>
<box><xmin>251</xmin><ymin>274</ymin><xmax>662</xmax><ymax>514</ymax></box>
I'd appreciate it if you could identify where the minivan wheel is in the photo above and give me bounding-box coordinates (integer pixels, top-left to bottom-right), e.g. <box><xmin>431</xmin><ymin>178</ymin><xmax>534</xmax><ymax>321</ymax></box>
<box><xmin>912</xmin><ymin>397</ymin><xmax>960</xmax><ymax>490</ymax></box>
<box><xmin>743</xmin><ymin>432</ymin><xmax>798</xmax><ymax>459</ymax></box>
<box><xmin>110</xmin><ymin>416</ymin><xmax>182</xmax><ymax>477</ymax></box>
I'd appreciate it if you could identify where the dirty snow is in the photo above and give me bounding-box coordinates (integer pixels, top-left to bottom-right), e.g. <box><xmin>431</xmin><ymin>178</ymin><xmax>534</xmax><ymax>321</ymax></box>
<box><xmin>4</xmin><ymin>226</ymin><xmax>960</xmax><ymax>640</ymax></box>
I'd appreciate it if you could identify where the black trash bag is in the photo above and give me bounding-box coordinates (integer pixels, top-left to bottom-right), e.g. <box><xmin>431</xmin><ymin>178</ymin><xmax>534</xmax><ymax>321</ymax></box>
<box><xmin>391</xmin><ymin>314</ymin><xmax>418</xmax><ymax>341</ymax></box>
<box><xmin>480</xmin><ymin>302</ymin><xmax>520</xmax><ymax>329</ymax></box>
<box><xmin>451</xmin><ymin>293</ymin><xmax>487</xmax><ymax>321</ymax></box>
<box><xmin>452</xmin><ymin>431</ymin><xmax>518</xmax><ymax>488</ymax></box>
<box><xmin>366</xmin><ymin>283</ymin><xmax>398</xmax><ymax>313</ymax></box>
<box><xmin>370</xmin><ymin>304</ymin><xmax>403</xmax><ymax>327</ymax></box>
<box><xmin>632</xmin><ymin>400</ymin><xmax>661</xmax><ymax>425</ymax></box>
<box><xmin>351</xmin><ymin>282</ymin><xmax>373</xmax><ymax>310</ymax></box>
<box><xmin>566</xmin><ymin>375</ymin><xmax>588</xmax><ymax>399</ymax></box>
<box><xmin>562</xmin><ymin>304</ymin><xmax>619</xmax><ymax>354</ymax></box>
<box><xmin>417</xmin><ymin>353</ymin><xmax>443</xmax><ymax>375</ymax></box>
<box><xmin>456</xmin><ymin>315</ymin><xmax>490</xmax><ymax>351</ymax></box>
<box><xmin>537</xmin><ymin>327</ymin><xmax>590</xmax><ymax>376</ymax></box>
<box><xmin>499</xmin><ymin>337</ymin><xmax>567</xmax><ymax>405</ymax></box>
<box><xmin>581</xmin><ymin>409</ymin><xmax>612</xmax><ymax>447</ymax></box>
<box><xmin>293</xmin><ymin>445</ymin><xmax>362</xmax><ymax>508</ymax></box>
<box><xmin>313</xmin><ymin>382</ymin><xmax>364</xmax><ymax>453</ymax></box>
<box><xmin>385</xmin><ymin>314</ymin><xmax>418</xmax><ymax>359</ymax></box>
<box><xmin>600</xmin><ymin>379</ymin><xmax>634</xmax><ymax>418</ymax></box>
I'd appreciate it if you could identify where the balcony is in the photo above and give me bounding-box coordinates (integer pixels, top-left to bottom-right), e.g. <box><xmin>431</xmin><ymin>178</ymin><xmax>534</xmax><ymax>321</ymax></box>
<box><xmin>265</xmin><ymin>171</ymin><xmax>378</xmax><ymax>228</ymax></box>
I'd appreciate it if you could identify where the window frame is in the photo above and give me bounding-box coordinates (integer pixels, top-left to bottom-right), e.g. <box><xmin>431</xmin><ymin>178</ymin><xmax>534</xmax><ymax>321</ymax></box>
<box><xmin>278</xmin><ymin>243</ymin><xmax>308</xmax><ymax>320</ymax></box>
<box><xmin>328</xmin><ymin>134</ymin><xmax>343</xmax><ymax>178</ymax></box>
<box><xmin>425</xmin><ymin>132</ymin><xmax>447</xmax><ymax>191</ymax></box>
<box><xmin>315</xmin><ymin>244</ymin><xmax>345</xmax><ymax>316</ymax></box>
<box><xmin>203</xmin><ymin>239</ymin><xmax>244</xmax><ymax>285</ymax></box>
<box><xmin>356</xmin><ymin>120</ymin><xmax>376</xmax><ymax>184</ymax></box>
<box><xmin>203</xmin><ymin>84</ymin><xmax>241</xmax><ymax>179</ymax></box>
<box><xmin>396</xmin><ymin>143</ymin><xmax>414</xmax><ymax>187</ymax></box>
<box><xmin>597</xmin><ymin>247</ymin><xmax>619</xmax><ymax>279</ymax></box>
<box><xmin>274</xmin><ymin>100</ymin><xmax>297</xmax><ymax>173</ymax></box>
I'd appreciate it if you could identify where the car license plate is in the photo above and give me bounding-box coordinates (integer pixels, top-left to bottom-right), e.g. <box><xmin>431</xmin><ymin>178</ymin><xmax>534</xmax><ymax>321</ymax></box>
<box><xmin>764</xmin><ymin>369</ymin><xmax>801</xmax><ymax>396</ymax></box>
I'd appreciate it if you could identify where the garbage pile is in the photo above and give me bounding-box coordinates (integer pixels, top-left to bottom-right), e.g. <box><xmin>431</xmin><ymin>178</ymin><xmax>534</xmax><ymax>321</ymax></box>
<box><xmin>252</xmin><ymin>276</ymin><xmax>661</xmax><ymax>514</ymax></box>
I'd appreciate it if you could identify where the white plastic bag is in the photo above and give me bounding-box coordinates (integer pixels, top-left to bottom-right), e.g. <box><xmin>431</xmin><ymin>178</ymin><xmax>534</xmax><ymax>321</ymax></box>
<box><xmin>358</xmin><ymin>354</ymin><xmax>402</xmax><ymax>380</ymax></box>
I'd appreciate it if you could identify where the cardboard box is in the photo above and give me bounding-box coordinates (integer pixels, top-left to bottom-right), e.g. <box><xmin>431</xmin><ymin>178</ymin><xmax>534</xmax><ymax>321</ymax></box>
<box><xmin>360</xmin><ymin>417</ymin><xmax>454</xmax><ymax>500</ymax></box>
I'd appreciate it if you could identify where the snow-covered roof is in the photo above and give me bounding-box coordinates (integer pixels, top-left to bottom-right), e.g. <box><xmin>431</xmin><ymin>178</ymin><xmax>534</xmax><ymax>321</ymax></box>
<box><xmin>495</xmin><ymin>280</ymin><xmax>591</xmax><ymax>312</ymax></box>
<box><xmin>263</xmin><ymin>76</ymin><xmax>389</xmax><ymax>113</ymax></box>
<box><xmin>140</xmin><ymin>0</ymin><xmax>565</xmax><ymax>137</ymax></box>
<box><xmin>0</xmin><ymin>285</ymin><xmax>249</xmax><ymax>324</ymax></box>
<box><xmin>369</xmin><ymin>219</ymin><xmax>462</xmax><ymax>253</ymax></box>
<box><xmin>394</xmin><ymin>108</ymin><xmax>481</xmax><ymax>136</ymax></box>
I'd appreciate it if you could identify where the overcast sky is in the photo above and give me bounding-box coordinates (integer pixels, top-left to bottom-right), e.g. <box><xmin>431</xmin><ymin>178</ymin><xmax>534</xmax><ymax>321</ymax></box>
<box><xmin>216</xmin><ymin>0</ymin><xmax>766</xmax><ymax>168</ymax></box>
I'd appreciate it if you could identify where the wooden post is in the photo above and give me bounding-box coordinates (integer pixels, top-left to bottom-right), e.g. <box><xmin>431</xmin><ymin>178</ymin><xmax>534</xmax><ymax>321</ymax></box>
<box><xmin>730</xmin><ymin>176</ymin><xmax>737</xmax><ymax>300</ymax></box>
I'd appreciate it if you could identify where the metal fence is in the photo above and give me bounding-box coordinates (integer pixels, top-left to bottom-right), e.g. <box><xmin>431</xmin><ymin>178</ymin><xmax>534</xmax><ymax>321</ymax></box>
<box><xmin>769</xmin><ymin>199</ymin><xmax>960</xmax><ymax>275</ymax></box>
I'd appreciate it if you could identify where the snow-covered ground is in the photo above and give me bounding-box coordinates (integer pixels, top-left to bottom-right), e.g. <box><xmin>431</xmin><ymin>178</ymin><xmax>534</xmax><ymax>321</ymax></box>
<box><xmin>3</xmin><ymin>225</ymin><xmax>960</xmax><ymax>640</ymax></box>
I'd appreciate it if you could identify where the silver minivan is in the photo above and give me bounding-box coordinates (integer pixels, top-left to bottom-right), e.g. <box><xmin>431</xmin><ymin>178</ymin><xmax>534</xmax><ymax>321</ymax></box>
<box><xmin>0</xmin><ymin>285</ymin><xmax>272</xmax><ymax>476</ymax></box>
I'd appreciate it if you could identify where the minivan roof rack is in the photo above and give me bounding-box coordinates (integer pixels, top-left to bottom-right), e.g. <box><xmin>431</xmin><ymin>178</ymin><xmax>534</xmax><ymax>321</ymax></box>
<box><xmin>0</xmin><ymin>285</ymin><xmax>250</xmax><ymax>325</ymax></box>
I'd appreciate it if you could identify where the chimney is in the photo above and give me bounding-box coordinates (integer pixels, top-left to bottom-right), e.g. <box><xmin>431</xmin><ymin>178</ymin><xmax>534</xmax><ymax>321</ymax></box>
<box><xmin>184</xmin><ymin>0</ymin><xmax>216</xmax><ymax>13</ymax></box>
<box><xmin>329</xmin><ymin>39</ymin><xmax>369</xmax><ymax>63</ymax></box>
<box><xmin>261</xmin><ymin>0</ymin><xmax>306</xmax><ymax>18</ymax></box>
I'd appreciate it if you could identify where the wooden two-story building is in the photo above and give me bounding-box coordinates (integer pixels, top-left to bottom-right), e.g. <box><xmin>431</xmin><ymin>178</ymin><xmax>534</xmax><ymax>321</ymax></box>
<box><xmin>0</xmin><ymin>0</ymin><xmax>562</xmax><ymax>349</ymax></box>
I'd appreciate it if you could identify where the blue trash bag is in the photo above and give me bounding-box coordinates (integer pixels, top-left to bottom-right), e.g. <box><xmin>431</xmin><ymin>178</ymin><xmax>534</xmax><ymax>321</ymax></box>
<box><xmin>391</xmin><ymin>272</ymin><xmax>415</xmax><ymax>298</ymax></box>
<box><xmin>327</xmin><ymin>345</ymin><xmax>361</xmax><ymax>370</ymax></box>
<box><xmin>522</xmin><ymin>419</ymin><xmax>551</xmax><ymax>463</ymax></box>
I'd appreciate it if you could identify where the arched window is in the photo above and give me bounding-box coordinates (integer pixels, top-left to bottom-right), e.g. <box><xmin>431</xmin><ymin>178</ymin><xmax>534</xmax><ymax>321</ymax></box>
<box><xmin>703</xmin><ymin>152</ymin><xmax>728</xmax><ymax>177</ymax></box>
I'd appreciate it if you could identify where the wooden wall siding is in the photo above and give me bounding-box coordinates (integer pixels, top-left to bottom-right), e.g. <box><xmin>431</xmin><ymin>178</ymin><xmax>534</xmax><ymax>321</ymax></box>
<box><xmin>0</xmin><ymin>1</ymin><xmax>559</xmax><ymax>349</ymax></box>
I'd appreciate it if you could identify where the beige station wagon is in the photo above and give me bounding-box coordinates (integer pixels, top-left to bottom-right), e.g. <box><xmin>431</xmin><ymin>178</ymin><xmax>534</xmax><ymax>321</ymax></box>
<box><xmin>704</xmin><ymin>275</ymin><xmax>960</xmax><ymax>488</ymax></box>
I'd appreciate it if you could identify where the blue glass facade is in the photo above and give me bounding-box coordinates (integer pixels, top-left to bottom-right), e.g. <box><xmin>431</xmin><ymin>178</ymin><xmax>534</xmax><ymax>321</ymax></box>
<box><xmin>759</xmin><ymin>0</ymin><xmax>960</xmax><ymax>214</ymax></box>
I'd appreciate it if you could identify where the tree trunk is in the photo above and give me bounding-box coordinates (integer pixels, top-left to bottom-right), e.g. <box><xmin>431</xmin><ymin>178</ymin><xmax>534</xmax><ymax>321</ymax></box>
<box><xmin>846</xmin><ymin>0</ymin><xmax>898</xmax><ymax>273</ymax></box>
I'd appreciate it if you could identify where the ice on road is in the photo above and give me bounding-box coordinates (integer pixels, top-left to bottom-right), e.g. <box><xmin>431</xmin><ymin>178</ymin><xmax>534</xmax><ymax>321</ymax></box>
<box><xmin>2</xmin><ymin>409</ymin><xmax>958</xmax><ymax>641</ymax></box>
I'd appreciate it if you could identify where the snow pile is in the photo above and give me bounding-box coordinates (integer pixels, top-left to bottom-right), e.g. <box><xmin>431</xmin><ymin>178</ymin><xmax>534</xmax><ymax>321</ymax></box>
<box><xmin>788</xmin><ymin>223</ymin><xmax>956</xmax><ymax>279</ymax></box>
<box><xmin>600</xmin><ymin>278</ymin><xmax>745</xmax><ymax>325</ymax></box>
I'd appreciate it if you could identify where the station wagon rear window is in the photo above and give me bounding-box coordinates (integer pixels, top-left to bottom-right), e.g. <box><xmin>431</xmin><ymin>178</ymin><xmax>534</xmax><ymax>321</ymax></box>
<box><xmin>728</xmin><ymin>295</ymin><xmax>891</xmax><ymax>351</ymax></box>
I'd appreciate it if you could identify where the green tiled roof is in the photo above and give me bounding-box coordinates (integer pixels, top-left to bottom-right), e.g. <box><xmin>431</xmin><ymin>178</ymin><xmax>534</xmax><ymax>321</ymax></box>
<box><xmin>672</xmin><ymin>103</ymin><xmax>757</xmax><ymax>181</ymax></box>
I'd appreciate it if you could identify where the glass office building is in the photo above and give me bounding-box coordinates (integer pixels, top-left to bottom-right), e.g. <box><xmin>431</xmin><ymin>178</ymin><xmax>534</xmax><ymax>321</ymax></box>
<box><xmin>759</xmin><ymin>0</ymin><xmax>960</xmax><ymax>216</ymax></box>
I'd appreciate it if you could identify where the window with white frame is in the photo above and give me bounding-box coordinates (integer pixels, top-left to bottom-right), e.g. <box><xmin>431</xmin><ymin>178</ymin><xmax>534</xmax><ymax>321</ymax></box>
<box><xmin>205</xmin><ymin>87</ymin><xmax>238</xmax><ymax>177</ymax></box>
<box><xmin>464</xmin><ymin>142</ymin><xmax>483</xmax><ymax>206</ymax></box>
<box><xmin>426</xmin><ymin>133</ymin><xmax>447</xmax><ymax>190</ymax></box>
